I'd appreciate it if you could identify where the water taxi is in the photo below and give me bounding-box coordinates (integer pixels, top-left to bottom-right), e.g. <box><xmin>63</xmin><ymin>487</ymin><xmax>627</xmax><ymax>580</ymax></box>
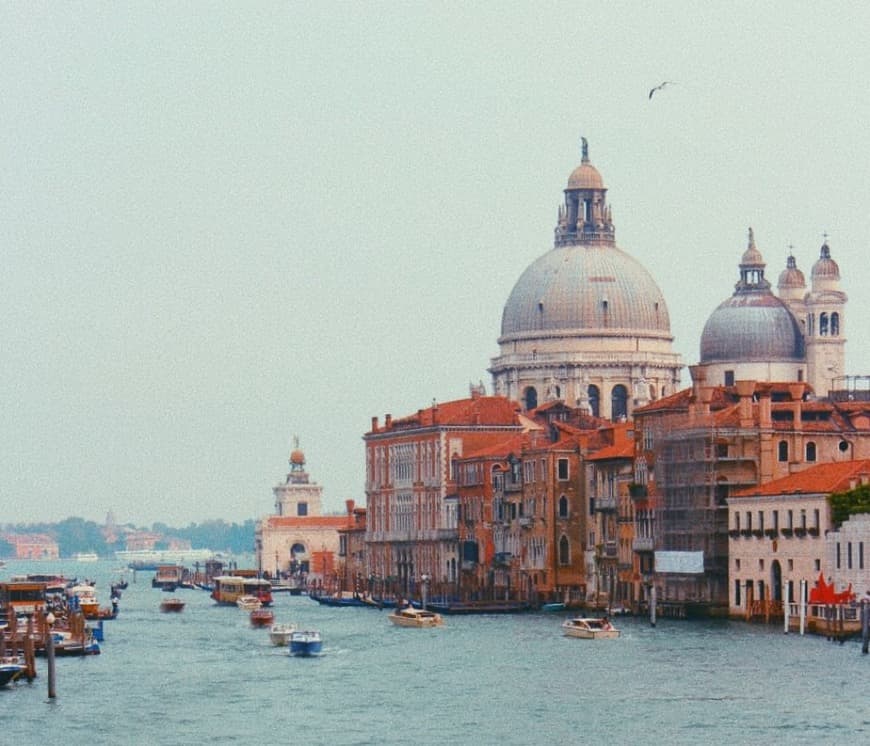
<box><xmin>250</xmin><ymin>608</ymin><xmax>274</xmax><ymax>627</ymax></box>
<box><xmin>388</xmin><ymin>606</ymin><xmax>445</xmax><ymax>628</ymax></box>
<box><xmin>236</xmin><ymin>595</ymin><xmax>262</xmax><ymax>612</ymax></box>
<box><xmin>211</xmin><ymin>576</ymin><xmax>273</xmax><ymax>607</ymax></box>
<box><xmin>561</xmin><ymin>617</ymin><xmax>620</xmax><ymax>639</ymax></box>
<box><xmin>289</xmin><ymin>630</ymin><xmax>323</xmax><ymax>657</ymax></box>
<box><xmin>269</xmin><ymin>623</ymin><xmax>296</xmax><ymax>646</ymax></box>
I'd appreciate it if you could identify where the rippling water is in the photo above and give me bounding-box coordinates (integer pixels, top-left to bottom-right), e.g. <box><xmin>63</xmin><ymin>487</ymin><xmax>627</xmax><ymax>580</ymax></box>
<box><xmin>3</xmin><ymin>560</ymin><xmax>870</xmax><ymax>745</ymax></box>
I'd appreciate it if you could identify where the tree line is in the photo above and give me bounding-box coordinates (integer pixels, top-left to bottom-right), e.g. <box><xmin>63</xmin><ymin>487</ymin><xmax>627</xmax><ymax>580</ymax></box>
<box><xmin>0</xmin><ymin>516</ymin><xmax>256</xmax><ymax>558</ymax></box>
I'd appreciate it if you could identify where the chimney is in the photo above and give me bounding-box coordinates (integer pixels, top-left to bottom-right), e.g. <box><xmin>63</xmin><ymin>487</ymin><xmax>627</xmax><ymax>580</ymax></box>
<box><xmin>788</xmin><ymin>383</ymin><xmax>804</xmax><ymax>432</ymax></box>
<box><xmin>345</xmin><ymin>499</ymin><xmax>355</xmax><ymax>515</ymax></box>
<box><xmin>385</xmin><ymin>413</ymin><xmax>392</xmax><ymax>428</ymax></box>
<box><xmin>371</xmin><ymin>416</ymin><xmax>379</xmax><ymax>431</ymax></box>
<box><xmin>735</xmin><ymin>380</ymin><xmax>756</xmax><ymax>428</ymax></box>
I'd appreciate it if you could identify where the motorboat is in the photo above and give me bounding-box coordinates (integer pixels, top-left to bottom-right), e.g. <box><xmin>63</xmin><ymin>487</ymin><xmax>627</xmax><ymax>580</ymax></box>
<box><xmin>250</xmin><ymin>608</ymin><xmax>274</xmax><ymax>627</ymax></box>
<box><xmin>236</xmin><ymin>595</ymin><xmax>262</xmax><ymax>612</ymax></box>
<box><xmin>561</xmin><ymin>617</ymin><xmax>620</xmax><ymax>639</ymax></box>
<box><xmin>67</xmin><ymin>584</ymin><xmax>100</xmax><ymax>618</ymax></box>
<box><xmin>541</xmin><ymin>602</ymin><xmax>567</xmax><ymax>612</ymax></box>
<box><xmin>159</xmin><ymin>598</ymin><xmax>185</xmax><ymax>613</ymax></box>
<box><xmin>388</xmin><ymin>606</ymin><xmax>445</xmax><ymax>628</ymax></box>
<box><xmin>269</xmin><ymin>623</ymin><xmax>296</xmax><ymax>646</ymax></box>
<box><xmin>0</xmin><ymin>656</ymin><xmax>26</xmax><ymax>687</ymax></box>
<box><xmin>289</xmin><ymin>630</ymin><xmax>323</xmax><ymax>657</ymax></box>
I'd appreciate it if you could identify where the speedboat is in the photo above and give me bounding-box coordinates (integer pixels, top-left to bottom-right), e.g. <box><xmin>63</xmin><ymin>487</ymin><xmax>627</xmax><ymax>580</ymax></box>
<box><xmin>388</xmin><ymin>606</ymin><xmax>445</xmax><ymax>628</ymax></box>
<box><xmin>289</xmin><ymin>630</ymin><xmax>323</xmax><ymax>657</ymax></box>
<box><xmin>160</xmin><ymin>598</ymin><xmax>185</xmax><ymax>613</ymax></box>
<box><xmin>236</xmin><ymin>595</ymin><xmax>262</xmax><ymax>612</ymax></box>
<box><xmin>0</xmin><ymin>656</ymin><xmax>26</xmax><ymax>687</ymax></box>
<box><xmin>561</xmin><ymin>617</ymin><xmax>620</xmax><ymax>639</ymax></box>
<box><xmin>250</xmin><ymin>608</ymin><xmax>274</xmax><ymax>627</ymax></box>
<box><xmin>269</xmin><ymin>623</ymin><xmax>296</xmax><ymax>646</ymax></box>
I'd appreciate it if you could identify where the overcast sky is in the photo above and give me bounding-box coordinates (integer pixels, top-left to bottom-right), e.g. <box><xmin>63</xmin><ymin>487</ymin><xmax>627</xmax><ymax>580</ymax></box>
<box><xmin>4</xmin><ymin>2</ymin><xmax>870</xmax><ymax>527</ymax></box>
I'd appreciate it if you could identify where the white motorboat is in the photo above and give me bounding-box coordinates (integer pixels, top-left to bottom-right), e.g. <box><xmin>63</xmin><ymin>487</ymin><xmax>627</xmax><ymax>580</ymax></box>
<box><xmin>561</xmin><ymin>617</ymin><xmax>620</xmax><ymax>639</ymax></box>
<box><xmin>388</xmin><ymin>606</ymin><xmax>445</xmax><ymax>628</ymax></box>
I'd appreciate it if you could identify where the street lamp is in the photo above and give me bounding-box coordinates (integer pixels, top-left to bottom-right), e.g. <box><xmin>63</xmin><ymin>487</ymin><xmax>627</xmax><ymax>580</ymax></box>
<box><xmin>421</xmin><ymin>573</ymin><xmax>430</xmax><ymax>610</ymax></box>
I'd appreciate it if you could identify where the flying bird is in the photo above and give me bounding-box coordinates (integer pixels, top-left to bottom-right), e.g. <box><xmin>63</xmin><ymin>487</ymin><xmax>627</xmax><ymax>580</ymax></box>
<box><xmin>648</xmin><ymin>81</ymin><xmax>675</xmax><ymax>100</ymax></box>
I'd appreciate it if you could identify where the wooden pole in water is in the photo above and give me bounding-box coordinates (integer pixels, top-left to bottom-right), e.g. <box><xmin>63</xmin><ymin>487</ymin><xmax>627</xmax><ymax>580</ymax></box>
<box><xmin>798</xmin><ymin>580</ymin><xmax>807</xmax><ymax>635</ymax></box>
<box><xmin>861</xmin><ymin>601</ymin><xmax>869</xmax><ymax>655</ymax></box>
<box><xmin>46</xmin><ymin>626</ymin><xmax>56</xmax><ymax>698</ymax></box>
<box><xmin>649</xmin><ymin>583</ymin><xmax>657</xmax><ymax>627</ymax></box>
<box><xmin>783</xmin><ymin>581</ymin><xmax>790</xmax><ymax>634</ymax></box>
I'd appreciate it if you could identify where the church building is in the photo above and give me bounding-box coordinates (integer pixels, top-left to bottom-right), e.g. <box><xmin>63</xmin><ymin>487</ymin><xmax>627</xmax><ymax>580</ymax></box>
<box><xmin>490</xmin><ymin>139</ymin><xmax>683</xmax><ymax>420</ymax></box>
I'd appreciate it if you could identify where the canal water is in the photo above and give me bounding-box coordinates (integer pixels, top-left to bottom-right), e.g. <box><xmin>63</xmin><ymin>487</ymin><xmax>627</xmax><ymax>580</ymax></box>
<box><xmin>2</xmin><ymin>559</ymin><xmax>869</xmax><ymax>745</ymax></box>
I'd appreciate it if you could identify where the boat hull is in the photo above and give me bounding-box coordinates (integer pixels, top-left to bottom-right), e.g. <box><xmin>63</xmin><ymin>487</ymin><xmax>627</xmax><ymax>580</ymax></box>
<box><xmin>289</xmin><ymin>631</ymin><xmax>322</xmax><ymax>657</ymax></box>
<box><xmin>561</xmin><ymin>618</ymin><xmax>620</xmax><ymax>639</ymax></box>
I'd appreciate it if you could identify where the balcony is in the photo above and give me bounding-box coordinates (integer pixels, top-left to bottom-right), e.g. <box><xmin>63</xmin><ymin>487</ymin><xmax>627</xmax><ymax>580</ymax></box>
<box><xmin>518</xmin><ymin>516</ymin><xmax>533</xmax><ymax>528</ymax></box>
<box><xmin>594</xmin><ymin>496</ymin><xmax>617</xmax><ymax>512</ymax></box>
<box><xmin>628</xmin><ymin>484</ymin><xmax>648</xmax><ymax>499</ymax></box>
<box><xmin>728</xmin><ymin>529</ymin><xmax>740</xmax><ymax>539</ymax></box>
<box><xmin>633</xmin><ymin>536</ymin><xmax>654</xmax><ymax>552</ymax></box>
<box><xmin>603</xmin><ymin>541</ymin><xmax>618</xmax><ymax>558</ymax></box>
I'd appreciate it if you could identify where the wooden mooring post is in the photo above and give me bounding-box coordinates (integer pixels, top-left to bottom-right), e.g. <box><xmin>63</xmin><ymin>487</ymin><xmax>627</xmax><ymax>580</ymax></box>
<box><xmin>861</xmin><ymin>600</ymin><xmax>869</xmax><ymax>655</ymax></box>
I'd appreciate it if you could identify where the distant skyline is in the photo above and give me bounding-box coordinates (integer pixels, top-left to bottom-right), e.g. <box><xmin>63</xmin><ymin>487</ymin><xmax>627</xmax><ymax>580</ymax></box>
<box><xmin>4</xmin><ymin>3</ymin><xmax>870</xmax><ymax>525</ymax></box>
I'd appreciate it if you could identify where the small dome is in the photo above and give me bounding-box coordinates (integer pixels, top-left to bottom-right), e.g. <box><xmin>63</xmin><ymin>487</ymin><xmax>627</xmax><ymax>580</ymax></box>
<box><xmin>811</xmin><ymin>243</ymin><xmax>840</xmax><ymax>280</ymax></box>
<box><xmin>740</xmin><ymin>227</ymin><xmax>764</xmax><ymax>267</ymax></box>
<box><xmin>290</xmin><ymin>449</ymin><xmax>305</xmax><ymax>465</ymax></box>
<box><xmin>567</xmin><ymin>162</ymin><xmax>604</xmax><ymax>190</ymax></box>
<box><xmin>700</xmin><ymin>293</ymin><xmax>805</xmax><ymax>363</ymax></box>
<box><xmin>777</xmin><ymin>255</ymin><xmax>806</xmax><ymax>290</ymax></box>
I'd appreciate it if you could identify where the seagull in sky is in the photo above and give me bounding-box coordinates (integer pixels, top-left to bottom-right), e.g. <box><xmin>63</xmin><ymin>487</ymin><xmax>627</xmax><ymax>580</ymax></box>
<box><xmin>648</xmin><ymin>81</ymin><xmax>675</xmax><ymax>100</ymax></box>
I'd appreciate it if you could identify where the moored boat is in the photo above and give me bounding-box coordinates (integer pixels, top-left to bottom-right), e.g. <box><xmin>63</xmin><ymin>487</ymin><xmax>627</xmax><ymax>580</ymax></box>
<box><xmin>289</xmin><ymin>629</ymin><xmax>323</xmax><ymax>657</ymax></box>
<box><xmin>269</xmin><ymin>623</ymin><xmax>296</xmax><ymax>646</ymax></box>
<box><xmin>561</xmin><ymin>617</ymin><xmax>620</xmax><ymax>639</ymax></box>
<box><xmin>160</xmin><ymin>598</ymin><xmax>185</xmax><ymax>613</ymax></box>
<box><xmin>388</xmin><ymin>606</ymin><xmax>445</xmax><ymax>628</ymax></box>
<box><xmin>250</xmin><ymin>608</ymin><xmax>274</xmax><ymax>627</ymax></box>
<box><xmin>541</xmin><ymin>602</ymin><xmax>567</xmax><ymax>612</ymax></box>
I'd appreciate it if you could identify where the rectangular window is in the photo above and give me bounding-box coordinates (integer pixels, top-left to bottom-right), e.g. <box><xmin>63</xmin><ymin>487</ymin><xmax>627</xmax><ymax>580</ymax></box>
<box><xmin>724</xmin><ymin>370</ymin><xmax>735</xmax><ymax>386</ymax></box>
<box><xmin>734</xmin><ymin>579</ymin><xmax>741</xmax><ymax>606</ymax></box>
<box><xmin>557</xmin><ymin>458</ymin><xmax>569</xmax><ymax>480</ymax></box>
<box><xmin>861</xmin><ymin>542</ymin><xmax>865</xmax><ymax>570</ymax></box>
<box><xmin>848</xmin><ymin>542</ymin><xmax>853</xmax><ymax>570</ymax></box>
<box><xmin>746</xmin><ymin>511</ymin><xmax>752</xmax><ymax>531</ymax></box>
<box><xmin>836</xmin><ymin>542</ymin><xmax>841</xmax><ymax>569</ymax></box>
<box><xmin>787</xmin><ymin>510</ymin><xmax>794</xmax><ymax>530</ymax></box>
<box><xmin>758</xmin><ymin>511</ymin><xmax>764</xmax><ymax>532</ymax></box>
<box><xmin>813</xmin><ymin>509</ymin><xmax>820</xmax><ymax>529</ymax></box>
<box><xmin>297</xmin><ymin>503</ymin><xmax>308</xmax><ymax>517</ymax></box>
<box><xmin>773</xmin><ymin>510</ymin><xmax>779</xmax><ymax>530</ymax></box>
<box><xmin>814</xmin><ymin>558</ymin><xmax>821</xmax><ymax>572</ymax></box>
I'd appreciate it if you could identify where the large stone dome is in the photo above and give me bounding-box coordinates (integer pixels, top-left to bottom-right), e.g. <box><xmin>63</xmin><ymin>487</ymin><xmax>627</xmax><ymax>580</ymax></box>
<box><xmin>490</xmin><ymin>138</ymin><xmax>682</xmax><ymax>419</ymax></box>
<box><xmin>500</xmin><ymin>243</ymin><xmax>671</xmax><ymax>339</ymax></box>
<box><xmin>700</xmin><ymin>293</ymin><xmax>805</xmax><ymax>363</ymax></box>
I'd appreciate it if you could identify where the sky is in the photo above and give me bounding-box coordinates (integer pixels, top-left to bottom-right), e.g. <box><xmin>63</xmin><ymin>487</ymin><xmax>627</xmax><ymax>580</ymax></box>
<box><xmin>4</xmin><ymin>2</ymin><xmax>870</xmax><ymax>527</ymax></box>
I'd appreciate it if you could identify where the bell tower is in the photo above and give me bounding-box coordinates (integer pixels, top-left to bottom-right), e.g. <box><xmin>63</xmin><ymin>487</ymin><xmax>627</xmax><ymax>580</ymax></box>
<box><xmin>804</xmin><ymin>240</ymin><xmax>847</xmax><ymax>397</ymax></box>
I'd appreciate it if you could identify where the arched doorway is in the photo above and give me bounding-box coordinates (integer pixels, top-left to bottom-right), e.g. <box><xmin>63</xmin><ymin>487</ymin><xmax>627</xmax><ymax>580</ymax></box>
<box><xmin>588</xmin><ymin>385</ymin><xmax>600</xmax><ymax>417</ymax></box>
<box><xmin>770</xmin><ymin>560</ymin><xmax>782</xmax><ymax>602</ymax></box>
<box><xmin>523</xmin><ymin>386</ymin><xmax>538</xmax><ymax>410</ymax></box>
<box><xmin>611</xmin><ymin>384</ymin><xmax>628</xmax><ymax>420</ymax></box>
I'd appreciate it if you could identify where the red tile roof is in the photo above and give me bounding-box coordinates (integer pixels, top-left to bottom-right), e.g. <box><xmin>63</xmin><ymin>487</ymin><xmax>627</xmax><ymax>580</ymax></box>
<box><xmin>734</xmin><ymin>459</ymin><xmax>870</xmax><ymax>497</ymax></box>
<box><xmin>372</xmin><ymin>396</ymin><xmax>521</xmax><ymax>432</ymax></box>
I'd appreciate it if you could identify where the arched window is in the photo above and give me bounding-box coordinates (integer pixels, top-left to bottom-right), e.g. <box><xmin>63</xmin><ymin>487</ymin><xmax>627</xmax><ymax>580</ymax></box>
<box><xmin>778</xmin><ymin>440</ymin><xmax>789</xmax><ymax>462</ymax></box>
<box><xmin>558</xmin><ymin>495</ymin><xmax>569</xmax><ymax>518</ymax></box>
<box><xmin>559</xmin><ymin>535</ymin><xmax>570</xmax><ymax>565</ymax></box>
<box><xmin>820</xmin><ymin>312</ymin><xmax>829</xmax><ymax>336</ymax></box>
<box><xmin>523</xmin><ymin>386</ymin><xmax>538</xmax><ymax>410</ymax></box>
<box><xmin>588</xmin><ymin>385</ymin><xmax>600</xmax><ymax>418</ymax></box>
<box><xmin>831</xmin><ymin>312</ymin><xmax>840</xmax><ymax>336</ymax></box>
<box><xmin>611</xmin><ymin>384</ymin><xmax>628</xmax><ymax>421</ymax></box>
<box><xmin>805</xmin><ymin>442</ymin><xmax>817</xmax><ymax>462</ymax></box>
